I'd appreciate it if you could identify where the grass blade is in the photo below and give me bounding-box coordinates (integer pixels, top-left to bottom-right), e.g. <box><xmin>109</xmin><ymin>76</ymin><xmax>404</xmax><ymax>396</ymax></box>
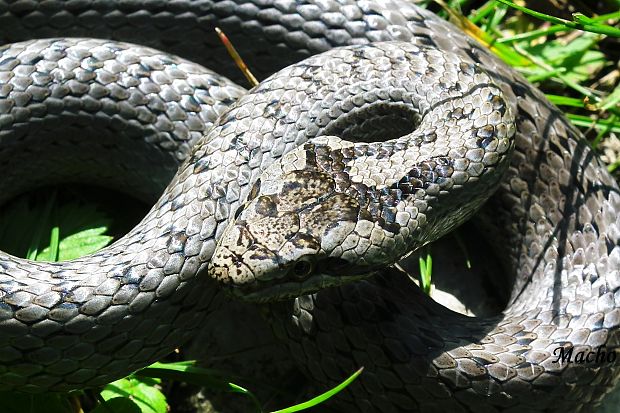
<box><xmin>495</xmin><ymin>0</ymin><xmax>620</xmax><ymax>37</ymax></box>
<box><xmin>434</xmin><ymin>0</ymin><xmax>531</xmax><ymax>66</ymax></box>
<box><xmin>418</xmin><ymin>251</ymin><xmax>433</xmax><ymax>295</ymax></box>
<box><xmin>567</xmin><ymin>113</ymin><xmax>620</xmax><ymax>133</ymax></box>
<box><xmin>47</xmin><ymin>225</ymin><xmax>60</xmax><ymax>262</ymax></box>
<box><xmin>215</xmin><ymin>27</ymin><xmax>259</xmax><ymax>87</ymax></box>
<box><xmin>26</xmin><ymin>190</ymin><xmax>57</xmax><ymax>260</ymax></box>
<box><xmin>269</xmin><ymin>368</ymin><xmax>364</xmax><ymax>413</ymax></box>
<box><xmin>546</xmin><ymin>95</ymin><xmax>588</xmax><ymax>108</ymax></box>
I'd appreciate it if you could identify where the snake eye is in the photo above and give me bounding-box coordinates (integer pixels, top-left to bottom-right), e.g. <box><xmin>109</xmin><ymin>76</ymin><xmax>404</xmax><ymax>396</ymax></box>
<box><xmin>292</xmin><ymin>259</ymin><xmax>313</xmax><ymax>279</ymax></box>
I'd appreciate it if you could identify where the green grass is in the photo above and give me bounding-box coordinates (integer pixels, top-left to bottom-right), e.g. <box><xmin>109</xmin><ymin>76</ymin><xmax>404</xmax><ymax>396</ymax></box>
<box><xmin>0</xmin><ymin>0</ymin><xmax>618</xmax><ymax>411</ymax></box>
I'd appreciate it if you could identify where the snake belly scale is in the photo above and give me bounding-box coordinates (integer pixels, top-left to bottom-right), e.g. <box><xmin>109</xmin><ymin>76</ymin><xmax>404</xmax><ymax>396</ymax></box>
<box><xmin>0</xmin><ymin>1</ymin><xmax>619</xmax><ymax>412</ymax></box>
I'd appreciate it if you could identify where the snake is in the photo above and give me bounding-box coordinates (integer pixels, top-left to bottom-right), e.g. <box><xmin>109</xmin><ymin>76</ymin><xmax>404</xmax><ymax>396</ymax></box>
<box><xmin>0</xmin><ymin>0</ymin><xmax>619</xmax><ymax>412</ymax></box>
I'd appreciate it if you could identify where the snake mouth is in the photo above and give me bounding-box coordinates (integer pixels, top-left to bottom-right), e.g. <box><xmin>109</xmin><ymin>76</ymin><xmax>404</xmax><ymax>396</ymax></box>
<box><xmin>211</xmin><ymin>238</ymin><xmax>375</xmax><ymax>302</ymax></box>
<box><xmin>226</xmin><ymin>272</ymin><xmax>371</xmax><ymax>303</ymax></box>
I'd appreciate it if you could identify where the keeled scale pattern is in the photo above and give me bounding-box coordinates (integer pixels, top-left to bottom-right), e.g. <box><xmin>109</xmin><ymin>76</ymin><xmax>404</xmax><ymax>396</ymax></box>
<box><xmin>0</xmin><ymin>1</ymin><xmax>618</xmax><ymax>412</ymax></box>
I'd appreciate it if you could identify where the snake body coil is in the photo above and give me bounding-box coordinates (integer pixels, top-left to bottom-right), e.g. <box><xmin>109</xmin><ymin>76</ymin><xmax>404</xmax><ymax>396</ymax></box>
<box><xmin>0</xmin><ymin>1</ymin><xmax>619</xmax><ymax>412</ymax></box>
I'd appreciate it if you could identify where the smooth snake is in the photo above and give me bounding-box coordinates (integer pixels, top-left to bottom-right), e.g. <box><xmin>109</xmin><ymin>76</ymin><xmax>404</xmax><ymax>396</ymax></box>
<box><xmin>0</xmin><ymin>1</ymin><xmax>619</xmax><ymax>412</ymax></box>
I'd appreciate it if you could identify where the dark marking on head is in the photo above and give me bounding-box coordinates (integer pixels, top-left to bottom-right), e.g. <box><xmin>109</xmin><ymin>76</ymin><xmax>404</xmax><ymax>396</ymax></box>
<box><xmin>298</xmin><ymin>193</ymin><xmax>360</xmax><ymax>240</ymax></box>
<box><xmin>300</xmin><ymin>144</ymin><xmax>319</xmax><ymax>169</ymax></box>
<box><xmin>289</xmin><ymin>233</ymin><xmax>321</xmax><ymax>251</ymax></box>
<box><xmin>235</xmin><ymin>226</ymin><xmax>255</xmax><ymax>248</ymax></box>
<box><xmin>254</xmin><ymin>196</ymin><xmax>279</xmax><ymax>217</ymax></box>
<box><xmin>333</xmin><ymin>172</ymin><xmax>352</xmax><ymax>191</ymax></box>
<box><xmin>278</xmin><ymin>170</ymin><xmax>336</xmax><ymax>208</ymax></box>
<box><xmin>282</xmin><ymin>179</ymin><xmax>303</xmax><ymax>194</ymax></box>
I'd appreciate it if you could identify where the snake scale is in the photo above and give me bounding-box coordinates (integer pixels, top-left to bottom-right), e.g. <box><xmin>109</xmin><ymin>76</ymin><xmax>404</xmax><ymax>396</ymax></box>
<box><xmin>0</xmin><ymin>0</ymin><xmax>619</xmax><ymax>412</ymax></box>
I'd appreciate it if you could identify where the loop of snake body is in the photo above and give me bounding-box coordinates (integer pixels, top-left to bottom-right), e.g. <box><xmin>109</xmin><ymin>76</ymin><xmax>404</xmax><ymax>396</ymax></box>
<box><xmin>0</xmin><ymin>1</ymin><xmax>619</xmax><ymax>412</ymax></box>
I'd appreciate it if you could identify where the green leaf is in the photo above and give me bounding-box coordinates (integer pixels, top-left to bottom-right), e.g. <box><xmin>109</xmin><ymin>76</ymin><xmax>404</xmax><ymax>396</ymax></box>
<box><xmin>485</xmin><ymin>2</ymin><xmax>508</xmax><ymax>32</ymax></box>
<box><xmin>39</xmin><ymin>201</ymin><xmax>113</xmax><ymax>261</ymax></box>
<box><xmin>520</xmin><ymin>33</ymin><xmax>606</xmax><ymax>84</ymax></box>
<box><xmin>38</xmin><ymin>226</ymin><xmax>113</xmax><ymax>262</ymax></box>
<box><xmin>99</xmin><ymin>377</ymin><xmax>167</xmax><ymax>413</ymax></box>
<box><xmin>433</xmin><ymin>0</ymin><xmax>531</xmax><ymax>66</ymax></box>
<box><xmin>91</xmin><ymin>396</ymin><xmax>142</xmax><ymax>413</ymax></box>
<box><xmin>468</xmin><ymin>0</ymin><xmax>496</xmax><ymax>24</ymax></box>
<box><xmin>137</xmin><ymin>362</ymin><xmax>364</xmax><ymax>413</ymax></box>
<box><xmin>137</xmin><ymin>361</ymin><xmax>265</xmax><ymax>412</ymax></box>
<box><xmin>572</xmin><ymin>12</ymin><xmax>595</xmax><ymax>25</ymax></box>
<box><xmin>227</xmin><ymin>383</ymin><xmax>264</xmax><ymax>413</ymax></box>
<box><xmin>136</xmin><ymin>361</ymin><xmax>241</xmax><ymax>391</ymax></box>
<box><xmin>46</xmin><ymin>224</ymin><xmax>61</xmax><ymax>262</ymax></box>
<box><xmin>0</xmin><ymin>392</ymin><xmax>73</xmax><ymax>413</ymax></box>
<box><xmin>498</xmin><ymin>24</ymin><xmax>568</xmax><ymax>44</ymax></box>
<box><xmin>0</xmin><ymin>194</ymin><xmax>114</xmax><ymax>262</ymax></box>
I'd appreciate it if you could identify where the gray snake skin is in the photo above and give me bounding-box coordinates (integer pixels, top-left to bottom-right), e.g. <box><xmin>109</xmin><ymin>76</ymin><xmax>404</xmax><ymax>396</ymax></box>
<box><xmin>0</xmin><ymin>1</ymin><xmax>619</xmax><ymax>412</ymax></box>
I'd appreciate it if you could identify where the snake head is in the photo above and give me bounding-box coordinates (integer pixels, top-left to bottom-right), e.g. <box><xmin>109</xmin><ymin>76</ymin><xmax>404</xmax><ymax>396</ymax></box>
<box><xmin>209</xmin><ymin>187</ymin><xmax>374</xmax><ymax>302</ymax></box>
<box><xmin>209</xmin><ymin>142</ymin><xmax>384</xmax><ymax>302</ymax></box>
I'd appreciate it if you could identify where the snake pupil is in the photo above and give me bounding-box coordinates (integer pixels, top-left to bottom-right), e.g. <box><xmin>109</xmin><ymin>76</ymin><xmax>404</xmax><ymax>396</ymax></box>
<box><xmin>292</xmin><ymin>260</ymin><xmax>313</xmax><ymax>278</ymax></box>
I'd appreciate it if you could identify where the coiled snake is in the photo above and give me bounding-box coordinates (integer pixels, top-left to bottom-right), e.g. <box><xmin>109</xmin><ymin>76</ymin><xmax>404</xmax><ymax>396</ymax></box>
<box><xmin>0</xmin><ymin>1</ymin><xmax>619</xmax><ymax>412</ymax></box>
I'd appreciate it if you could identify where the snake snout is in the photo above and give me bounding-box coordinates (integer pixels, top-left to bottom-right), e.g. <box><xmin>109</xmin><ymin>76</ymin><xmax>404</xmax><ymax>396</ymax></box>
<box><xmin>210</xmin><ymin>163</ymin><xmax>378</xmax><ymax>299</ymax></box>
<box><xmin>209</xmin><ymin>196</ymin><xmax>328</xmax><ymax>300</ymax></box>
